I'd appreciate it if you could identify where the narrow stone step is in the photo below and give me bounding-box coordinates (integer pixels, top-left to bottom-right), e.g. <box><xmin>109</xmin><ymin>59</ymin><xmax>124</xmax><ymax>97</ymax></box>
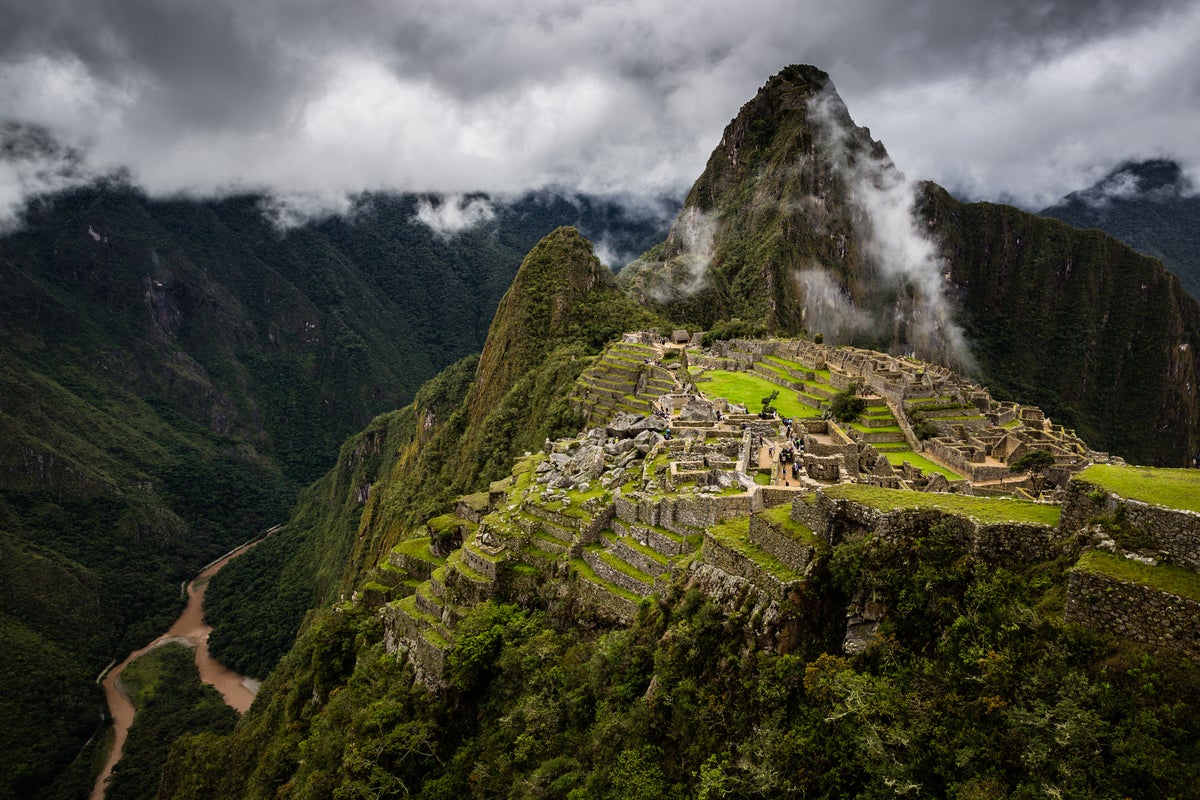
<box><xmin>602</xmin><ymin>531</ymin><xmax>670</xmax><ymax>576</ymax></box>
<box><xmin>570</xmin><ymin>556</ymin><xmax>640</xmax><ymax>624</ymax></box>
<box><xmin>583</xmin><ymin>544</ymin><xmax>657</xmax><ymax>595</ymax></box>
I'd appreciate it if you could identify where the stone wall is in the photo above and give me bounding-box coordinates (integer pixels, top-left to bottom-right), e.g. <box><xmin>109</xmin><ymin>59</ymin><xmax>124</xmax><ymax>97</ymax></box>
<box><xmin>701</xmin><ymin>533</ymin><xmax>795</xmax><ymax>603</ymax></box>
<box><xmin>606</xmin><ymin>536</ymin><xmax>666</xmax><ymax>577</ymax></box>
<box><xmin>814</xmin><ymin>495</ymin><xmax>1059</xmax><ymax>565</ymax></box>
<box><xmin>790</xmin><ymin>495</ymin><xmax>828</xmax><ymax>538</ymax></box>
<box><xmin>924</xmin><ymin>439</ymin><xmax>1013</xmax><ymax>482</ymax></box>
<box><xmin>461</xmin><ymin>543</ymin><xmax>500</xmax><ymax>580</ymax></box>
<box><xmin>972</xmin><ymin>522</ymin><xmax>1059</xmax><ymax>564</ymax></box>
<box><xmin>613</xmin><ymin>519</ymin><xmax>692</xmax><ymax>557</ymax></box>
<box><xmin>1062</xmin><ymin>480</ymin><xmax>1200</xmax><ymax>570</ymax></box>
<box><xmin>1066</xmin><ymin>569</ymin><xmax>1200</xmax><ymax>661</ymax></box>
<box><xmin>583</xmin><ymin>549</ymin><xmax>653</xmax><ymax>595</ymax></box>
<box><xmin>749</xmin><ymin>514</ymin><xmax>818</xmax><ymax>573</ymax></box>
<box><xmin>574</xmin><ymin>575</ymin><xmax>638</xmax><ymax>625</ymax></box>
<box><xmin>382</xmin><ymin>605</ymin><xmax>449</xmax><ymax>689</ymax></box>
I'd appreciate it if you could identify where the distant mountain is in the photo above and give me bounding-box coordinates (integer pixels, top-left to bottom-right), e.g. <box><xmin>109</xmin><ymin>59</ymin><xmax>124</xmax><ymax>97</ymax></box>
<box><xmin>1040</xmin><ymin>159</ymin><xmax>1200</xmax><ymax>302</ymax></box>
<box><xmin>621</xmin><ymin>65</ymin><xmax>1200</xmax><ymax>467</ymax></box>
<box><xmin>0</xmin><ymin>184</ymin><xmax>671</xmax><ymax>799</ymax></box>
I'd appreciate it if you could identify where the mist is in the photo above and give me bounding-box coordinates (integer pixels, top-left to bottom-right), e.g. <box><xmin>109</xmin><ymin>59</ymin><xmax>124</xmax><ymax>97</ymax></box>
<box><xmin>804</xmin><ymin>86</ymin><xmax>977</xmax><ymax>372</ymax></box>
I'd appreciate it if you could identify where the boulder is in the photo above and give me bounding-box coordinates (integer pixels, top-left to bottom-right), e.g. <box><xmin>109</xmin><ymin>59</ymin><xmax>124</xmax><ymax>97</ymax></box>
<box><xmin>606</xmin><ymin>412</ymin><xmax>644</xmax><ymax>438</ymax></box>
<box><xmin>679</xmin><ymin>399</ymin><xmax>716</xmax><ymax>421</ymax></box>
<box><xmin>634</xmin><ymin>430</ymin><xmax>665</xmax><ymax>453</ymax></box>
<box><xmin>630</xmin><ymin>415</ymin><xmax>668</xmax><ymax>433</ymax></box>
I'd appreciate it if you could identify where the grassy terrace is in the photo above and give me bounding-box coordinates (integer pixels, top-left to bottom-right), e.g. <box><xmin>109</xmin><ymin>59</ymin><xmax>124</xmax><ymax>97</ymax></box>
<box><xmin>572</xmin><ymin>557</ymin><xmax>643</xmax><ymax>603</ymax></box>
<box><xmin>882</xmin><ymin>451</ymin><xmax>963</xmax><ymax>481</ymax></box>
<box><xmin>757</xmin><ymin>504</ymin><xmax>823</xmax><ymax>549</ymax></box>
<box><xmin>392</xmin><ymin>536</ymin><xmax>443</xmax><ymax>563</ymax></box>
<box><xmin>692</xmin><ymin>369</ymin><xmax>821</xmax><ymax>418</ymax></box>
<box><xmin>708</xmin><ymin>517</ymin><xmax>807</xmax><ymax>582</ymax></box>
<box><xmin>822</xmin><ymin>483</ymin><xmax>1061</xmax><ymax>526</ymax></box>
<box><xmin>1076</xmin><ymin>464</ymin><xmax>1200</xmax><ymax>513</ymax></box>
<box><xmin>1075</xmin><ymin>551</ymin><xmax>1200</xmax><ymax>601</ymax></box>
<box><xmin>605</xmin><ymin>531</ymin><xmax>670</xmax><ymax>566</ymax></box>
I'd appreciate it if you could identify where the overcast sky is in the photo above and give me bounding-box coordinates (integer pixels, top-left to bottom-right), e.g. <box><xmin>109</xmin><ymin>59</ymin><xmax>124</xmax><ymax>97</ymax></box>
<box><xmin>2</xmin><ymin>0</ymin><xmax>1198</xmax><ymax>224</ymax></box>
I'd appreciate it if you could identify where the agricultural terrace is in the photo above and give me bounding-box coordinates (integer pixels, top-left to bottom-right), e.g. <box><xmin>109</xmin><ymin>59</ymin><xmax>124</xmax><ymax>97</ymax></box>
<box><xmin>823</xmin><ymin>483</ymin><xmax>1062</xmax><ymax>526</ymax></box>
<box><xmin>1075</xmin><ymin>551</ymin><xmax>1200</xmax><ymax>601</ymax></box>
<box><xmin>1075</xmin><ymin>465</ymin><xmax>1200</xmax><ymax>513</ymax></box>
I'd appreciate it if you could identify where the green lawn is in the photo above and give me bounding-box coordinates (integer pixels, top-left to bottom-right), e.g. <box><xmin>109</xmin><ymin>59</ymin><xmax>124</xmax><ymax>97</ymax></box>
<box><xmin>1076</xmin><ymin>464</ymin><xmax>1200</xmax><ymax>513</ymax></box>
<box><xmin>693</xmin><ymin>369</ymin><xmax>821</xmax><ymax>418</ymax></box>
<box><xmin>822</xmin><ymin>483</ymin><xmax>1061</xmax><ymax>526</ymax></box>
<box><xmin>882</xmin><ymin>451</ymin><xmax>963</xmax><ymax>481</ymax></box>
<box><xmin>1075</xmin><ymin>551</ymin><xmax>1200</xmax><ymax>601</ymax></box>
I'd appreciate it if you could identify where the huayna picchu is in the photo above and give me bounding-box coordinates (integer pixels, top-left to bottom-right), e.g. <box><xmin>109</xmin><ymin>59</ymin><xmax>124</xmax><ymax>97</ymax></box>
<box><xmin>9</xmin><ymin>62</ymin><xmax>1200</xmax><ymax>800</ymax></box>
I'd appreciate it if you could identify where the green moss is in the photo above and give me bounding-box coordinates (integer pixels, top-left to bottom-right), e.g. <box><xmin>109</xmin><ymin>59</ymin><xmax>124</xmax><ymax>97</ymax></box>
<box><xmin>823</xmin><ymin>483</ymin><xmax>1061</xmax><ymax>526</ymax></box>
<box><xmin>1076</xmin><ymin>464</ymin><xmax>1200</xmax><ymax>513</ymax></box>
<box><xmin>1074</xmin><ymin>551</ymin><xmax>1200</xmax><ymax>602</ymax></box>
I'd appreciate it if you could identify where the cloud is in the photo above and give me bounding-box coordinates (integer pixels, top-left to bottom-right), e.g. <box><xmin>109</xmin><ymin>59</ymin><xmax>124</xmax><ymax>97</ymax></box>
<box><xmin>0</xmin><ymin>0</ymin><xmax>1197</xmax><ymax>224</ymax></box>
<box><xmin>412</xmin><ymin>194</ymin><xmax>497</xmax><ymax>239</ymax></box>
<box><xmin>805</xmin><ymin>86</ymin><xmax>976</xmax><ymax>372</ymax></box>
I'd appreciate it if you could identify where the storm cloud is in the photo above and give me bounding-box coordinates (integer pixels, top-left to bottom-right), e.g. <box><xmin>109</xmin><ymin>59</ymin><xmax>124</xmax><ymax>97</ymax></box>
<box><xmin>2</xmin><ymin>0</ymin><xmax>1198</xmax><ymax>223</ymax></box>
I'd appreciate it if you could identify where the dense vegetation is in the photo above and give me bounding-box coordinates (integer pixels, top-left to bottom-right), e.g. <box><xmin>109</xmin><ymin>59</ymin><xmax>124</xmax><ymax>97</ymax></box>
<box><xmin>203</xmin><ymin>228</ymin><xmax>659</xmax><ymax>678</ymax></box>
<box><xmin>0</xmin><ymin>185</ymin><xmax>670</xmax><ymax>798</ymax></box>
<box><xmin>1040</xmin><ymin>159</ymin><xmax>1200</xmax><ymax>302</ymax></box>
<box><xmin>106</xmin><ymin>644</ymin><xmax>239</xmax><ymax>800</ymax></box>
<box><xmin>161</xmin><ymin>519</ymin><xmax>1200</xmax><ymax>799</ymax></box>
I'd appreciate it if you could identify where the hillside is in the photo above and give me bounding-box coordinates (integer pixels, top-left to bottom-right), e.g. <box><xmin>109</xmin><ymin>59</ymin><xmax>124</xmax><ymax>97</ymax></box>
<box><xmin>201</xmin><ymin>227</ymin><xmax>658</xmax><ymax>680</ymax></box>
<box><xmin>620</xmin><ymin>65</ymin><xmax>1200</xmax><ymax>467</ymax></box>
<box><xmin>13</xmin><ymin>62</ymin><xmax>1200</xmax><ymax>799</ymax></box>
<box><xmin>1040</xmin><ymin>159</ymin><xmax>1200</xmax><ymax>302</ymax></box>
<box><xmin>0</xmin><ymin>187</ymin><xmax>669</xmax><ymax>799</ymax></box>
<box><xmin>160</xmin><ymin>314</ymin><xmax>1200</xmax><ymax>800</ymax></box>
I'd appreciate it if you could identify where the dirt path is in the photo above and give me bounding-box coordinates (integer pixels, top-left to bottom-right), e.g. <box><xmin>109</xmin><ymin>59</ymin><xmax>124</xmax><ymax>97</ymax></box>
<box><xmin>89</xmin><ymin>530</ymin><xmax>276</xmax><ymax>800</ymax></box>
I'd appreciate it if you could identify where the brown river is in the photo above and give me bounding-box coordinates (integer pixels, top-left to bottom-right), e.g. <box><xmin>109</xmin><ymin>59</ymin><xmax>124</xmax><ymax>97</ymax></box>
<box><xmin>89</xmin><ymin>531</ymin><xmax>275</xmax><ymax>800</ymax></box>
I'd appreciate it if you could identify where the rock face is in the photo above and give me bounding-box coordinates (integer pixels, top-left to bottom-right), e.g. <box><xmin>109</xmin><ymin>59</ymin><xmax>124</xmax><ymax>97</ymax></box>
<box><xmin>620</xmin><ymin>64</ymin><xmax>1200</xmax><ymax>465</ymax></box>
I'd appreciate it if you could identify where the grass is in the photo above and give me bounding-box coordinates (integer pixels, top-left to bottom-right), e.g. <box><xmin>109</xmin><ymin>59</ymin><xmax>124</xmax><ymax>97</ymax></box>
<box><xmin>692</xmin><ymin>369</ymin><xmax>820</xmax><ymax>418</ymax></box>
<box><xmin>1076</xmin><ymin>464</ymin><xmax>1200</xmax><ymax>513</ymax></box>
<box><xmin>758</xmin><ymin>504</ymin><xmax>823</xmax><ymax>548</ymax></box>
<box><xmin>882</xmin><ymin>451</ymin><xmax>963</xmax><ymax>481</ymax></box>
<box><xmin>391</xmin><ymin>537</ymin><xmax>442</xmax><ymax>563</ymax></box>
<box><xmin>707</xmin><ymin>517</ymin><xmax>807</xmax><ymax>583</ymax></box>
<box><xmin>572</xmin><ymin>557</ymin><xmax>643</xmax><ymax>603</ymax></box>
<box><xmin>1074</xmin><ymin>551</ymin><xmax>1200</xmax><ymax>601</ymax></box>
<box><xmin>823</xmin><ymin>483</ymin><xmax>1061</xmax><ymax>526</ymax></box>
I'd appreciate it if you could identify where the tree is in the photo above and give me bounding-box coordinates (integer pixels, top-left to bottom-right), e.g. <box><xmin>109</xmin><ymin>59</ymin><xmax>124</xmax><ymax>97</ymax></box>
<box><xmin>760</xmin><ymin>390</ymin><xmax>779</xmax><ymax>417</ymax></box>
<box><xmin>829</xmin><ymin>383</ymin><xmax>866</xmax><ymax>424</ymax></box>
<box><xmin>1009</xmin><ymin>449</ymin><xmax>1056</xmax><ymax>493</ymax></box>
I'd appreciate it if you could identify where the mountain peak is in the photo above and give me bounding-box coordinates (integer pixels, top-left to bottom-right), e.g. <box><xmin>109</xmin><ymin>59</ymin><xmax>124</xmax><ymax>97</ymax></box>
<box><xmin>467</xmin><ymin>226</ymin><xmax>616</xmax><ymax>423</ymax></box>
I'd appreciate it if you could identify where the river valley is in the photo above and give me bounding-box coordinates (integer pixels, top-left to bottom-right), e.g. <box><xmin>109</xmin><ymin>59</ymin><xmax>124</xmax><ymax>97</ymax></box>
<box><xmin>89</xmin><ymin>533</ymin><xmax>272</xmax><ymax>800</ymax></box>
